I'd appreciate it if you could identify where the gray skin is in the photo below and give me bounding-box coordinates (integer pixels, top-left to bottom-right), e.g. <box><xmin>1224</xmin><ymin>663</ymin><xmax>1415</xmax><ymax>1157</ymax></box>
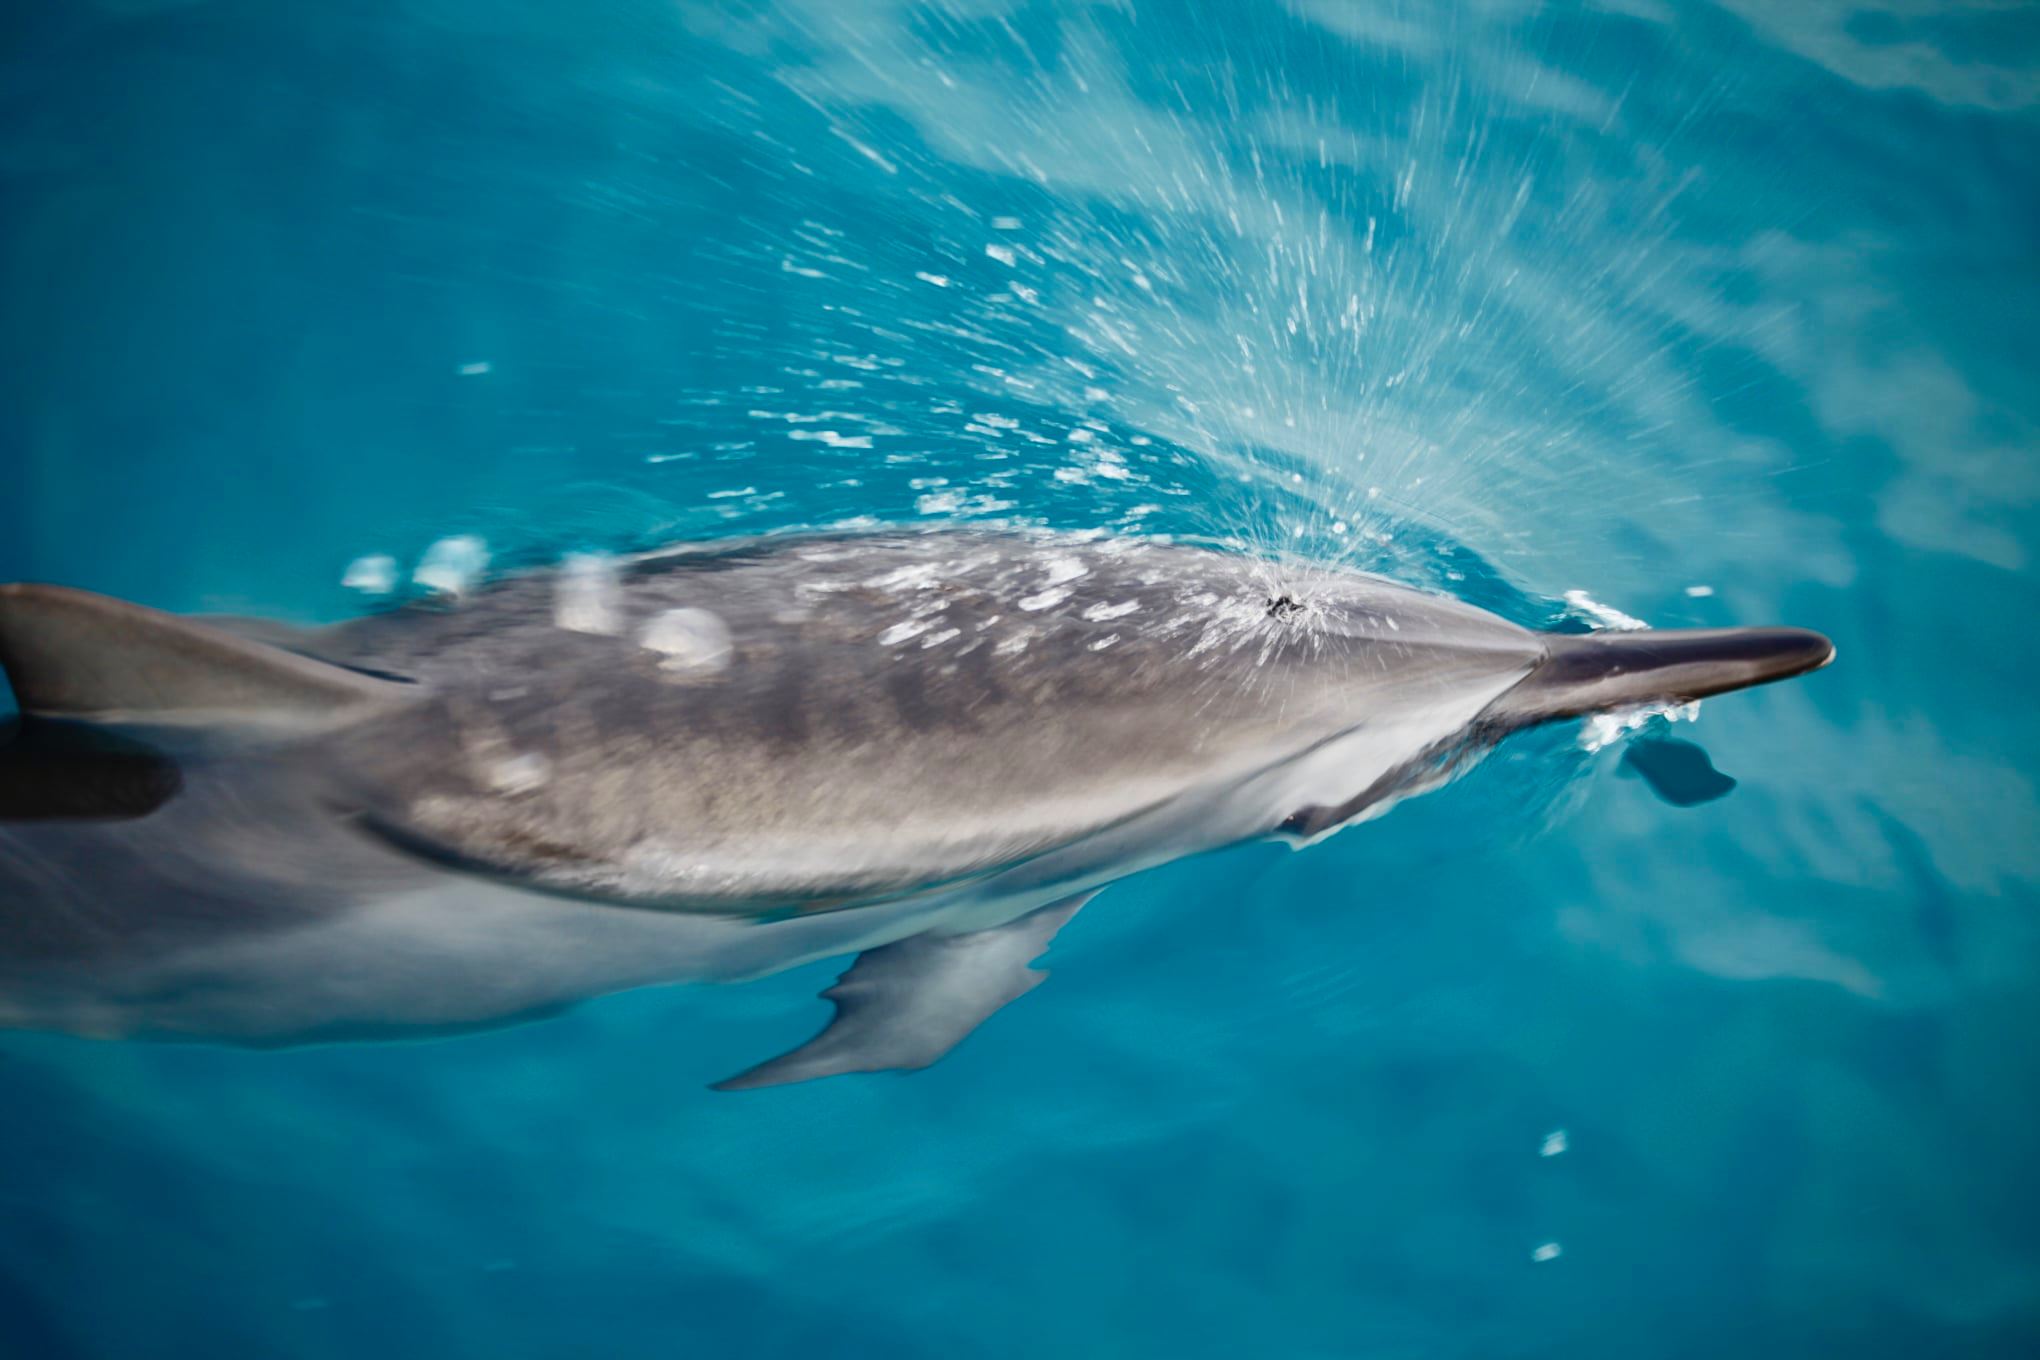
<box><xmin>0</xmin><ymin>529</ymin><xmax>1833</xmax><ymax>1087</ymax></box>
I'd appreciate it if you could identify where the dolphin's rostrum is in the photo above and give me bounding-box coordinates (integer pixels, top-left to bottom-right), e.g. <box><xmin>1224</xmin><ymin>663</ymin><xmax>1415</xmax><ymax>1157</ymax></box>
<box><xmin>0</xmin><ymin>530</ymin><xmax>1832</xmax><ymax>1088</ymax></box>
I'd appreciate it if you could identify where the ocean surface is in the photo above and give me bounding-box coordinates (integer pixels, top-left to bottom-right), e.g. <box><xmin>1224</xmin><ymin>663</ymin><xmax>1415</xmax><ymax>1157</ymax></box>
<box><xmin>3</xmin><ymin>1</ymin><xmax>2038</xmax><ymax>1355</ymax></box>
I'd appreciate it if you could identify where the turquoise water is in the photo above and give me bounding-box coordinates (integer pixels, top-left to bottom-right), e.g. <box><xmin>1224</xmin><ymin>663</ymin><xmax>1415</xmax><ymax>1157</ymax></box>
<box><xmin>4</xmin><ymin>0</ymin><xmax>2039</xmax><ymax>1354</ymax></box>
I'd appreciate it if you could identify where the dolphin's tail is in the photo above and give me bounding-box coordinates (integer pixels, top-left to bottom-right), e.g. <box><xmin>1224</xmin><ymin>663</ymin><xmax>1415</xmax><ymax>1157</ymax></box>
<box><xmin>1483</xmin><ymin>626</ymin><xmax>1835</xmax><ymax>727</ymax></box>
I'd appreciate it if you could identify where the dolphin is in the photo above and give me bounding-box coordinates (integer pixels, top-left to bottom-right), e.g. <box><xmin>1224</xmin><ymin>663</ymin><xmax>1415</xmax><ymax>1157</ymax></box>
<box><xmin>0</xmin><ymin>529</ymin><xmax>1833</xmax><ymax>1088</ymax></box>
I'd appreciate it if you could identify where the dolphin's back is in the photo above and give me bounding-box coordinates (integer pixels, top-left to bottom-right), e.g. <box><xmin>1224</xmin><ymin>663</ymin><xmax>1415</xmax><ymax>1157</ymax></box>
<box><xmin>300</xmin><ymin>534</ymin><xmax>1545</xmax><ymax>910</ymax></box>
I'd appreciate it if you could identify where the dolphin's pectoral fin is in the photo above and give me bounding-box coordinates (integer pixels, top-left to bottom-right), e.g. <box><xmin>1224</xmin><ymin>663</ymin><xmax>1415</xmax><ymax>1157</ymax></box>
<box><xmin>1618</xmin><ymin>736</ymin><xmax>1737</xmax><ymax>807</ymax></box>
<box><xmin>712</xmin><ymin>890</ymin><xmax>1098</xmax><ymax>1092</ymax></box>
<box><xmin>0</xmin><ymin>584</ymin><xmax>408</xmax><ymax>730</ymax></box>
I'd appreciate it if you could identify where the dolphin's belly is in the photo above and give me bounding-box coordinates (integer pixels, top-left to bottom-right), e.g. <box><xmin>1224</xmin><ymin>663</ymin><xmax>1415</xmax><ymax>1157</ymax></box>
<box><xmin>0</xmin><ymin>867</ymin><xmax>978</xmax><ymax>1043</ymax></box>
<box><xmin>930</xmin><ymin>666</ymin><xmax>1520</xmax><ymax>931</ymax></box>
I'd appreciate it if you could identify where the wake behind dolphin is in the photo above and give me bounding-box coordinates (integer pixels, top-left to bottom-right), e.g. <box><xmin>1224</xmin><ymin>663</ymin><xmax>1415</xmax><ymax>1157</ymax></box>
<box><xmin>0</xmin><ymin>530</ymin><xmax>1832</xmax><ymax>1088</ymax></box>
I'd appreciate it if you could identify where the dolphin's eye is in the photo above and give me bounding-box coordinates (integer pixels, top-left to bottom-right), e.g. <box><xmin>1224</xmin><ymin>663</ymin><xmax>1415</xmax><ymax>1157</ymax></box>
<box><xmin>1266</xmin><ymin>593</ymin><xmax>1304</xmax><ymax>620</ymax></box>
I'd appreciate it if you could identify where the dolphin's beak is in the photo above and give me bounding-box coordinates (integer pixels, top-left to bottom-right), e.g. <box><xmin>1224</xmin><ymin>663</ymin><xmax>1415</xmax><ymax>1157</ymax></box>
<box><xmin>1484</xmin><ymin>626</ymin><xmax>1836</xmax><ymax>726</ymax></box>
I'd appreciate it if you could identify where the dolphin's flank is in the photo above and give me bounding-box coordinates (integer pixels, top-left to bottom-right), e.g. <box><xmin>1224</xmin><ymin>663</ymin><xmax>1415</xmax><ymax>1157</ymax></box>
<box><xmin>0</xmin><ymin>530</ymin><xmax>1833</xmax><ymax>1088</ymax></box>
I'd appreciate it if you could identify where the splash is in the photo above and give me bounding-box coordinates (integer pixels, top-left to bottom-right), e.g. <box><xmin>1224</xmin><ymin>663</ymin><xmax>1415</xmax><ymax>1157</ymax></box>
<box><xmin>1580</xmin><ymin>700</ymin><xmax>1701</xmax><ymax>755</ymax></box>
<box><xmin>582</xmin><ymin>0</ymin><xmax>1815</xmax><ymax>606</ymax></box>
<box><xmin>1562</xmin><ymin>588</ymin><xmax>1649</xmax><ymax>632</ymax></box>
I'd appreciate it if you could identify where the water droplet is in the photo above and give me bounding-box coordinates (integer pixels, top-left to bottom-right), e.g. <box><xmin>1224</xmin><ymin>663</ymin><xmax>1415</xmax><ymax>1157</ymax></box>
<box><xmin>413</xmin><ymin>536</ymin><xmax>489</xmax><ymax>599</ymax></box>
<box><xmin>554</xmin><ymin>553</ymin><xmax>621</xmax><ymax>635</ymax></box>
<box><xmin>488</xmin><ymin>754</ymin><xmax>551</xmax><ymax>796</ymax></box>
<box><xmin>342</xmin><ymin>554</ymin><xmax>397</xmax><ymax>595</ymax></box>
<box><xmin>640</xmin><ymin>608</ymin><xmax>733</xmax><ymax>676</ymax></box>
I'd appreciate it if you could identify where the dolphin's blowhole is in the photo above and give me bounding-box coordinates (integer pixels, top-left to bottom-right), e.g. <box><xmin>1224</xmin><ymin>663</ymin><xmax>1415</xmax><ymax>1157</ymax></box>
<box><xmin>1266</xmin><ymin>593</ymin><xmax>1305</xmax><ymax>620</ymax></box>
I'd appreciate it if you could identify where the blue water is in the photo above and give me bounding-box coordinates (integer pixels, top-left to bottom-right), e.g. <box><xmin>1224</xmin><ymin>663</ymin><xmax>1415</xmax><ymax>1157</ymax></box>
<box><xmin>4</xmin><ymin>1</ymin><xmax>2039</xmax><ymax>1355</ymax></box>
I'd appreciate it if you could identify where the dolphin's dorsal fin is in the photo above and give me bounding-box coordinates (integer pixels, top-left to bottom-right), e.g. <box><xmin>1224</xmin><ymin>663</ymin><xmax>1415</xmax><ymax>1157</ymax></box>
<box><xmin>0</xmin><ymin>583</ymin><xmax>406</xmax><ymax>729</ymax></box>
<box><xmin>712</xmin><ymin>890</ymin><xmax>1097</xmax><ymax>1091</ymax></box>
